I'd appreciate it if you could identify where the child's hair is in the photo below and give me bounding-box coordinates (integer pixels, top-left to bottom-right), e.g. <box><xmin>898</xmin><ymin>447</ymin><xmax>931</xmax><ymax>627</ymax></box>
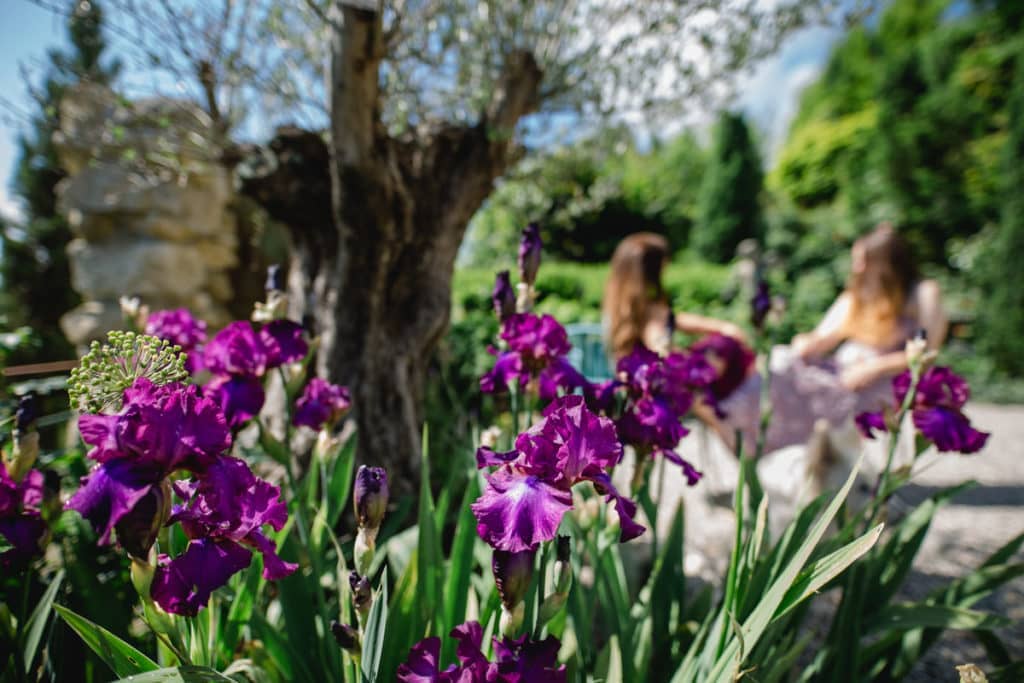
<box><xmin>842</xmin><ymin>222</ymin><xmax>919</xmax><ymax>347</ymax></box>
<box><xmin>603</xmin><ymin>233</ymin><xmax>670</xmax><ymax>359</ymax></box>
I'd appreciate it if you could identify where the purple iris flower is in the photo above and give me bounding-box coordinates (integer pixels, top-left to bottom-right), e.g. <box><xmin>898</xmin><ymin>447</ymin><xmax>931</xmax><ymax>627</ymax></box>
<box><xmin>480</xmin><ymin>313</ymin><xmax>585</xmax><ymax>399</ymax></box>
<box><xmin>145</xmin><ymin>308</ymin><xmax>208</xmax><ymax>373</ymax></box>
<box><xmin>689</xmin><ymin>334</ymin><xmax>755</xmax><ymax>402</ymax></box>
<box><xmin>518</xmin><ymin>224</ymin><xmax>543</xmax><ymax>287</ymax></box>
<box><xmin>0</xmin><ymin>463</ymin><xmax>46</xmax><ymax>568</ymax></box>
<box><xmin>472</xmin><ymin>396</ymin><xmax>643</xmax><ymax>552</ymax></box>
<box><xmin>493</xmin><ymin>270</ymin><xmax>516</xmax><ymax>322</ymax></box>
<box><xmin>397</xmin><ymin>621</ymin><xmax>565</xmax><ymax>682</ymax></box>
<box><xmin>591</xmin><ymin>346</ymin><xmax>703</xmax><ymax>484</ymax></box>
<box><xmin>751</xmin><ymin>280</ymin><xmax>771</xmax><ymax>330</ymax></box>
<box><xmin>203</xmin><ymin>320</ymin><xmax>308</xmax><ymax>427</ymax></box>
<box><xmin>856</xmin><ymin>366</ymin><xmax>989</xmax><ymax>454</ymax></box>
<box><xmin>66</xmin><ymin>378</ymin><xmax>231</xmax><ymax>550</ymax></box>
<box><xmin>153</xmin><ymin>456</ymin><xmax>297</xmax><ymax>615</ymax></box>
<box><xmin>293</xmin><ymin>378</ymin><xmax>351</xmax><ymax>430</ymax></box>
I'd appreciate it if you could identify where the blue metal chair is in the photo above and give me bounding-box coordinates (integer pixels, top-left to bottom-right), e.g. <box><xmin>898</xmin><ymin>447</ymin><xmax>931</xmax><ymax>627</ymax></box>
<box><xmin>565</xmin><ymin>322</ymin><xmax>613</xmax><ymax>382</ymax></box>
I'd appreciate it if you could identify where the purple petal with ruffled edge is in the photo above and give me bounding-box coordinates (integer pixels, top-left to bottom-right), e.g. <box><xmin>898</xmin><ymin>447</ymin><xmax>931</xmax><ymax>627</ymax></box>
<box><xmin>914</xmin><ymin>367</ymin><xmax>971</xmax><ymax>410</ymax></box>
<box><xmin>538</xmin><ymin>357</ymin><xmax>587</xmax><ymax>401</ymax></box>
<box><xmin>293</xmin><ymin>378</ymin><xmax>351</xmax><ymax>430</ymax></box>
<box><xmin>471</xmin><ymin>468</ymin><xmax>572</xmax><ymax>552</ymax></box>
<box><xmin>480</xmin><ymin>350</ymin><xmax>525</xmax><ymax>394</ymax></box>
<box><xmin>476</xmin><ymin>446</ymin><xmax>519</xmax><ymax>469</ymax></box>
<box><xmin>205</xmin><ymin>375</ymin><xmax>265</xmax><ymax>428</ymax></box>
<box><xmin>151</xmin><ymin>538</ymin><xmax>252</xmax><ymax>616</ymax></box>
<box><xmin>585</xmin><ymin>470</ymin><xmax>645</xmax><ymax>543</ymax></box>
<box><xmin>690</xmin><ymin>333</ymin><xmax>755</xmax><ymax>401</ymax></box>
<box><xmin>396</xmin><ymin>636</ymin><xmax>446</xmax><ymax>683</ymax></box>
<box><xmin>553</xmin><ymin>397</ymin><xmax>622</xmax><ymax>481</ymax></box>
<box><xmin>146</xmin><ymin>308</ymin><xmax>207</xmax><ymax>373</ymax></box>
<box><xmin>77</xmin><ymin>414</ymin><xmax>122</xmax><ymax>463</ymax></box>
<box><xmin>493</xmin><ymin>633</ymin><xmax>566</xmax><ymax>682</ymax></box>
<box><xmin>65</xmin><ymin>459</ymin><xmax>155</xmax><ymax>544</ymax></box>
<box><xmin>204</xmin><ymin>321</ymin><xmax>269</xmax><ymax>377</ymax></box>
<box><xmin>912</xmin><ymin>407</ymin><xmax>989</xmax><ymax>454</ymax></box>
<box><xmin>451</xmin><ymin>621</ymin><xmax>488</xmax><ymax>669</ymax></box>
<box><xmin>660</xmin><ymin>449</ymin><xmax>703</xmax><ymax>486</ymax></box>
<box><xmin>262</xmin><ymin>319</ymin><xmax>308</xmax><ymax>367</ymax></box>
<box><xmin>855</xmin><ymin>411</ymin><xmax>887</xmax><ymax>439</ymax></box>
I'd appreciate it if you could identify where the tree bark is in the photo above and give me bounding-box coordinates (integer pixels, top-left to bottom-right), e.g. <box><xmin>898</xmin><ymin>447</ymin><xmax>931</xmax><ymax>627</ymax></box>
<box><xmin>240</xmin><ymin>3</ymin><xmax>541</xmax><ymax>493</ymax></box>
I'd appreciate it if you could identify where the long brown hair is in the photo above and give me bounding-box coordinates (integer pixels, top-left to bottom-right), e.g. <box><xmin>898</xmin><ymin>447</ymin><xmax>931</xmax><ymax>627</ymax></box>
<box><xmin>603</xmin><ymin>233</ymin><xmax>670</xmax><ymax>359</ymax></box>
<box><xmin>842</xmin><ymin>222</ymin><xmax>919</xmax><ymax>347</ymax></box>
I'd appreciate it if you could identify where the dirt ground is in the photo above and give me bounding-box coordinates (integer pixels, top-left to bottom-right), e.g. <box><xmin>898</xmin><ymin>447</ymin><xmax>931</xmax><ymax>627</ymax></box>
<box><xmin>652</xmin><ymin>402</ymin><xmax>1024</xmax><ymax>682</ymax></box>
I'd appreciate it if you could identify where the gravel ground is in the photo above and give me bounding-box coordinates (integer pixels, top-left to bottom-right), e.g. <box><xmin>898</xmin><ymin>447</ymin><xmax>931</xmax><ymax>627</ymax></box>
<box><xmin>646</xmin><ymin>402</ymin><xmax>1024</xmax><ymax>682</ymax></box>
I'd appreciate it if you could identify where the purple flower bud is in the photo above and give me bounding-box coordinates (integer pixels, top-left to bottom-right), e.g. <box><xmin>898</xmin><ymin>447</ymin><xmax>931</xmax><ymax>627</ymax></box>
<box><xmin>492</xmin><ymin>549</ymin><xmax>536</xmax><ymax>609</ymax></box>
<box><xmin>555</xmin><ymin>535</ymin><xmax>570</xmax><ymax>563</ymax></box>
<box><xmin>751</xmin><ymin>280</ymin><xmax>771</xmax><ymax>330</ymax></box>
<box><xmin>349</xmin><ymin>571</ymin><xmax>372</xmax><ymax>614</ymax></box>
<box><xmin>114</xmin><ymin>480</ymin><xmax>172</xmax><ymax>558</ymax></box>
<box><xmin>265</xmin><ymin>264</ymin><xmax>284</xmax><ymax>293</ymax></box>
<box><xmin>15</xmin><ymin>394</ymin><xmax>38</xmax><ymax>432</ymax></box>
<box><xmin>354</xmin><ymin>466</ymin><xmax>389</xmax><ymax>531</ymax></box>
<box><xmin>518</xmin><ymin>224</ymin><xmax>542</xmax><ymax>286</ymax></box>
<box><xmin>330</xmin><ymin>621</ymin><xmax>360</xmax><ymax>652</ymax></box>
<box><xmin>492</xmin><ymin>270</ymin><xmax>516</xmax><ymax>322</ymax></box>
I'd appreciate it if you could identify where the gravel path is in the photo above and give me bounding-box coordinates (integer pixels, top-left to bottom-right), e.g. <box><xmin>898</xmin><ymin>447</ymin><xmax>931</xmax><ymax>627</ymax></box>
<box><xmin>649</xmin><ymin>402</ymin><xmax>1024</xmax><ymax>681</ymax></box>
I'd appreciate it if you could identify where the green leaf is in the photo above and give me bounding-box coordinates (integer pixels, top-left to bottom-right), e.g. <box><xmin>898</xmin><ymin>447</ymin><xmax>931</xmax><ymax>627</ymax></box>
<box><xmin>361</xmin><ymin>567</ymin><xmax>389</xmax><ymax>683</ymax></box>
<box><xmin>775</xmin><ymin>524</ymin><xmax>884</xmax><ymax>620</ymax></box>
<box><xmin>53</xmin><ymin>604</ymin><xmax>160</xmax><ymax>677</ymax></box>
<box><xmin>113</xmin><ymin>665</ymin><xmax>235</xmax><ymax>682</ymax></box>
<box><xmin>417</xmin><ymin>427</ymin><xmax>442</xmax><ymax>627</ymax></box>
<box><xmin>23</xmin><ymin>569</ymin><xmax>63</xmax><ymax>673</ymax></box>
<box><xmin>686</xmin><ymin>455</ymin><xmax>866</xmax><ymax>683</ymax></box>
<box><xmin>326</xmin><ymin>434</ymin><xmax>357</xmax><ymax>527</ymax></box>
<box><xmin>868</xmin><ymin>604</ymin><xmax>1013</xmax><ymax>632</ymax></box>
<box><xmin>223</xmin><ymin>560</ymin><xmax>264</xmax><ymax>657</ymax></box>
<box><xmin>440</xmin><ymin>474</ymin><xmax>481</xmax><ymax>664</ymax></box>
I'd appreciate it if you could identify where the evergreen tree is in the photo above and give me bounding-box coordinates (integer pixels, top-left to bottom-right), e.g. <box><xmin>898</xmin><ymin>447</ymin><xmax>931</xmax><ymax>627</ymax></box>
<box><xmin>978</xmin><ymin>50</ymin><xmax>1024</xmax><ymax>376</ymax></box>
<box><xmin>693</xmin><ymin>111</ymin><xmax>765</xmax><ymax>263</ymax></box>
<box><xmin>2</xmin><ymin>0</ymin><xmax>119</xmax><ymax>360</ymax></box>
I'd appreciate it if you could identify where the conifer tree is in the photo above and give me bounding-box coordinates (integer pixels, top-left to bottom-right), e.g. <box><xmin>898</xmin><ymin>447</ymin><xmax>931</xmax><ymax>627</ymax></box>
<box><xmin>694</xmin><ymin>112</ymin><xmax>765</xmax><ymax>263</ymax></box>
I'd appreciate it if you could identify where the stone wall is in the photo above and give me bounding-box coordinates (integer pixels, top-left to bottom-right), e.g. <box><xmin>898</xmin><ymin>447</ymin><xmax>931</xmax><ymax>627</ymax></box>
<box><xmin>54</xmin><ymin>83</ymin><xmax>239</xmax><ymax>346</ymax></box>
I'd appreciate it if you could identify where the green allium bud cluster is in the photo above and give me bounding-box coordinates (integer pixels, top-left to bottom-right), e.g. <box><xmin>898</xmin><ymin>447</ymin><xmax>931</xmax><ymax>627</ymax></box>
<box><xmin>68</xmin><ymin>331</ymin><xmax>188</xmax><ymax>413</ymax></box>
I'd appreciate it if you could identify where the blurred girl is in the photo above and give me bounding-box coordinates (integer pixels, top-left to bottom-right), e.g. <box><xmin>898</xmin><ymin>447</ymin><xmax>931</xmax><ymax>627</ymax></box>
<box><xmin>721</xmin><ymin>222</ymin><xmax>948</xmax><ymax>453</ymax></box>
<box><xmin>602</xmin><ymin>232</ymin><xmax>746</xmax><ymax>359</ymax></box>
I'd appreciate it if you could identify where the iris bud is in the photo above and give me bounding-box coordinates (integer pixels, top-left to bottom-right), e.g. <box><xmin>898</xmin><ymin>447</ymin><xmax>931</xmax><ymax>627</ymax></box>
<box><xmin>492</xmin><ymin>271</ymin><xmax>516</xmax><ymax>323</ymax></box>
<box><xmin>330</xmin><ymin>621</ymin><xmax>361</xmax><ymax>654</ymax></box>
<box><xmin>518</xmin><ymin>224</ymin><xmax>542</xmax><ymax>287</ymax></box>
<box><xmin>493</xmin><ymin>549</ymin><xmax>535</xmax><ymax>610</ymax></box>
<box><xmin>116</xmin><ymin>480</ymin><xmax>172</xmax><ymax>559</ymax></box>
<box><xmin>349</xmin><ymin>571</ymin><xmax>372</xmax><ymax>616</ymax></box>
<box><xmin>354</xmin><ymin>466</ymin><xmax>389</xmax><ymax>531</ymax></box>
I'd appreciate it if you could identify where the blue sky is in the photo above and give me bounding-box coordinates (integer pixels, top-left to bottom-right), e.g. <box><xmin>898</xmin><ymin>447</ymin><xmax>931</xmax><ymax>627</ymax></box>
<box><xmin>0</xmin><ymin>1</ymin><xmax>841</xmax><ymax>224</ymax></box>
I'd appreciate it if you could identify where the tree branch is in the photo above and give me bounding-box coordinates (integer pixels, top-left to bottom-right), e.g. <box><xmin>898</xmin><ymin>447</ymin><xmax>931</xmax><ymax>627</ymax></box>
<box><xmin>330</xmin><ymin>1</ymin><xmax>384</xmax><ymax>169</ymax></box>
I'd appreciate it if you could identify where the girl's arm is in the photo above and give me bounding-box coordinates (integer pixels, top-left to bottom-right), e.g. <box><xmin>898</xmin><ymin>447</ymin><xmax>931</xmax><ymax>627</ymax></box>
<box><xmin>675</xmin><ymin>311</ymin><xmax>747</xmax><ymax>343</ymax></box>
<box><xmin>839</xmin><ymin>280</ymin><xmax>947</xmax><ymax>390</ymax></box>
<box><xmin>792</xmin><ymin>292</ymin><xmax>850</xmax><ymax>359</ymax></box>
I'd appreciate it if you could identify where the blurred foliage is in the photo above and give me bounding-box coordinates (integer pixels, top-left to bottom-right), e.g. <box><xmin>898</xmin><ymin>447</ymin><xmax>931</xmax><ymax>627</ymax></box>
<box><xmin>976</xmin><ymin>46</ymin><xmax>1024</xmax><ymax>377</ymax></box>
<box><xmin>772</xmin><ymin>0</ymin><xmax>1023</xmax><ymax>266</ymax></box>
<box><xmin>693</xmin><ymin>112</ymin><xmax>765</xmax><ymax>263</ymax></box>
<box><xmin>1</xmin><ymin>0</ymin><xmax>121</xmax><ymax>367</ymax></box>
<box><xmin>462</xmin><ymin>128</ymin><xmax>707</xmax><ymax>265</ymax></box>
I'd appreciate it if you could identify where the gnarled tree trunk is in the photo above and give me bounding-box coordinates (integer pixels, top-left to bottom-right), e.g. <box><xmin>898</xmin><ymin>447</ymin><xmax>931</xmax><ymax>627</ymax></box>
<box><xmin>240</xmin><ymin>3</ymin><xmax>541</xmax><ymax>492</ymax></box>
